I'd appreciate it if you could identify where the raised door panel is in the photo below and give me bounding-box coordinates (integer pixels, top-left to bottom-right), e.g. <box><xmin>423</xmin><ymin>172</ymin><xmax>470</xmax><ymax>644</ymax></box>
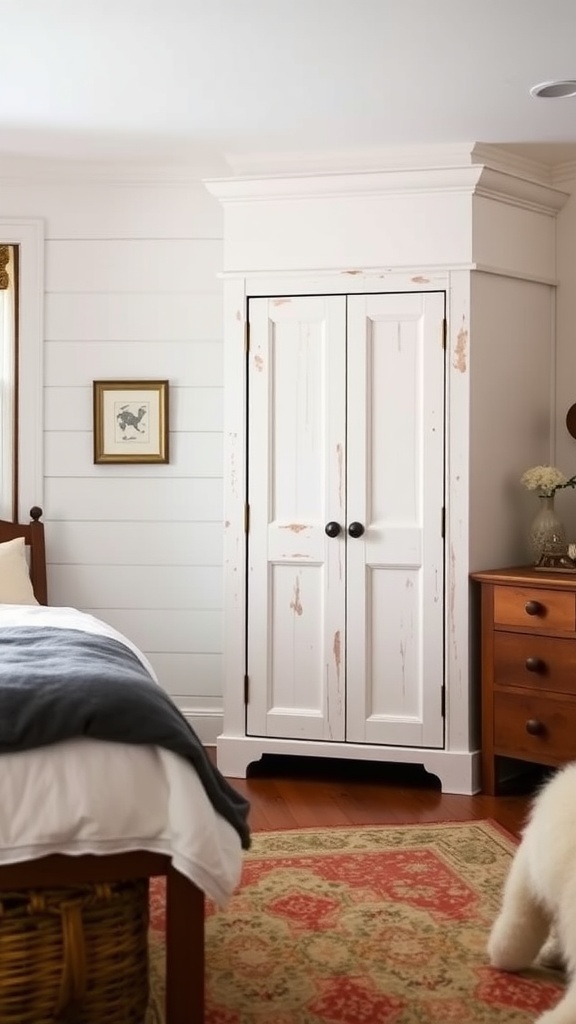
<box><xmin>345</xmin><ymin>292</ymin><xmax>445</xmax><ymax>747</ymax></box>
<box><xmin>246</xmin><ymin>296</ymin><xmax>347</xmax><ymax>740</ymax></box>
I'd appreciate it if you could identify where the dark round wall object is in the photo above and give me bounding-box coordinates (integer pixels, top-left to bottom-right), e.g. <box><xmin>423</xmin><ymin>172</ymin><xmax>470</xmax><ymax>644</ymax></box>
<box><xmin>567</xmin><ymin>403</ymin><xmax>576</xmax><ymax>439</ymax></box>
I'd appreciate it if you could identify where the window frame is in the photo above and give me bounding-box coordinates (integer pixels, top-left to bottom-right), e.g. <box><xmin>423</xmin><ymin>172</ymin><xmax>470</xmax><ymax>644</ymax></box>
<box><xmin>0</xmin><ymin>219</ymin><xmax>44</xmax><ymax>521</ymax></box>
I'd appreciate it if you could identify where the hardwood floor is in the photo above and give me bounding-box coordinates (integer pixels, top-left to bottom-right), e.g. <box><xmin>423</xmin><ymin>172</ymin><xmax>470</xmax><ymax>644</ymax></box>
<box><xmin>217</xmin><ymin>754</ymin><xmax>552</xmax><ymax>838</ymax></box>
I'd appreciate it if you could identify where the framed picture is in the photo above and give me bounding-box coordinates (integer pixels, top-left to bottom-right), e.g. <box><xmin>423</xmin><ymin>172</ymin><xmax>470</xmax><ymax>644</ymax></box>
<box><xmin>93</xmin><ymin>380</ymin><xmax>169</xmax><ymax>464</ymax></box>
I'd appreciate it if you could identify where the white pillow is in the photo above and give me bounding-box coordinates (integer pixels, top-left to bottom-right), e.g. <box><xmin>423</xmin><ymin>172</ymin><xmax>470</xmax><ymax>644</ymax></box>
<box><xmin>0</xmin><ymin>536</ymin><xmax>39</xmax><ymax>605</ymax></box>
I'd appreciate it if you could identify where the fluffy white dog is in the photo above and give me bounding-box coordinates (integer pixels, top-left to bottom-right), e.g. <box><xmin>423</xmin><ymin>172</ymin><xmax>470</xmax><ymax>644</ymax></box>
<box><xmin>488</xmin><ymin>763</ymin><xmax>575</xmax><ymax>1023</ymax></box>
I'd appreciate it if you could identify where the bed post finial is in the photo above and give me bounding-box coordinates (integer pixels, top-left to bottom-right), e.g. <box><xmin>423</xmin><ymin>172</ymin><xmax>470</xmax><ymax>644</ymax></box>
<box><xmin>29</xmin><ymin>507</ymin><xmax>43</xmax><ymax>523</ymax></box>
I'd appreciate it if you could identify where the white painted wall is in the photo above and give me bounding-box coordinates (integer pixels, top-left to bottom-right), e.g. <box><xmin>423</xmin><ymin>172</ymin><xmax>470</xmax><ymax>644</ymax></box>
<box><xmin>554</xmin><ymin>173</ymin><xmax>576</xmax><ymax>542</ymax></box>
<box><xmin>468</xmin><ymin>272</ymin><xmax>555</xmax><ymax>570</ymax></box>
<box><xmin>0</xmin><ymin>169</ymin><xmax>225</xmax><ymax>741</ymax></box>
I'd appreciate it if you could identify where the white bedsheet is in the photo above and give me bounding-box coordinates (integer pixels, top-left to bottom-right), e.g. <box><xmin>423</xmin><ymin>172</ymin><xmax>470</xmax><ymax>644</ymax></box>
<box><xmin>0</xmin><ymin>605</ymin><xmax>244</xmax><ymax>907</ymax></box>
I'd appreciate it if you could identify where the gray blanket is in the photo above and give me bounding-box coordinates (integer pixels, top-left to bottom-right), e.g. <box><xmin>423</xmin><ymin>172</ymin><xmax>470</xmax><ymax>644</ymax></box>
<box><xmin>0</xmin><ymin>626</ymin><xmax>250</xmax><ymax>849</ymax></box>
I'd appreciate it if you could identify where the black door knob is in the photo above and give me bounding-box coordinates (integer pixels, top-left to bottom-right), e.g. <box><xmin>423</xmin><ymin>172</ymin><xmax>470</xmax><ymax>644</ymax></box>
<box><xmin>348</xmin><ymin>522</ymin><xmax>365</xmax><ymax>538</ymax></box>
<box><xmin>325</xmin><ymin>521</ymin><xmax>341</xmax><ymax>538</ymax></box>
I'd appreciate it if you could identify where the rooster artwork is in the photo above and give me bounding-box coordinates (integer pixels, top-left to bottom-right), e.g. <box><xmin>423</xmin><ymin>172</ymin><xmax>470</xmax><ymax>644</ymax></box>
<box><xmin>115</xmin><ymin>402</ymin><xmax>150</xmax><ymax>443</ymax></box>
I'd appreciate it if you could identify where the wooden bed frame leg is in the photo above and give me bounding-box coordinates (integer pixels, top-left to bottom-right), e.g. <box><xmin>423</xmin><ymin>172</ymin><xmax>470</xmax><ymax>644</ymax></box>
<box><xmin>165</xmin><ymin>866</ymin><xmax>205</xmax><ymax>1024</ymax></box>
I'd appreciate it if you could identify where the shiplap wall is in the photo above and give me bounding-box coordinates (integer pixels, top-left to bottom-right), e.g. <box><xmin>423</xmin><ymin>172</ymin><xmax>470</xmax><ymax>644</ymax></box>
<box><xmin>0</xmin><ymin>171</ymin><xmax>225</xmax><ymax>741</ymax></box>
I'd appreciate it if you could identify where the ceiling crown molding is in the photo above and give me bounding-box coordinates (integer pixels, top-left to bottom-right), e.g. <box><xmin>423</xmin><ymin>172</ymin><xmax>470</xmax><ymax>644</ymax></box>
<box><xmin>473</xmin><ymin>166</ymin><xmax>569</xmax><ymax>214</ymax></box>
<box><xmin>223</xmin><ymin>142</ymin><xmax>560</xmax><ymax>183</ymax></box>
<box><xmin>224</xmin><ymin>143</ymin><xmax>480</xmax><ymax>177</ymax></box>
<box><xmin>552</xmin><ymin>161</ymin><xmax>576</xmax><ymax>184</ymax></box>
<box><xmin>205</xmin><ymin>160</ymin><xmax>569</xmax><ymax>216</ymax></box>
<box><xmin>469</xmin><ymin>143</ymin><xmax>556</xmax><ymax>183</ymax></box>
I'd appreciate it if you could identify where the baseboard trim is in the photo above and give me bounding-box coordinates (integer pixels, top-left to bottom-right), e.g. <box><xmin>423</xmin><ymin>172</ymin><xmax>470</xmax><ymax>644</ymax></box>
<box><xmin>181</xmin><ymin>710</ymin><xmax>223</xmax><ymax>747</ymax></box>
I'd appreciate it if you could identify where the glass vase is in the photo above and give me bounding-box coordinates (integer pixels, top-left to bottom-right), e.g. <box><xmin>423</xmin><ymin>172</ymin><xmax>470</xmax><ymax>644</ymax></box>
<box><xmin>528</xmin><ymin>494</ymin><xmax>567</xmax><ymax>563</ymax></box>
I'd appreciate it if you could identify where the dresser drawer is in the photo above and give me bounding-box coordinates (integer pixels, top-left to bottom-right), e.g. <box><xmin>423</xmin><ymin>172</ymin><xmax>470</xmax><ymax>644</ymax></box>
<box><xmin>493</xmin><ymin>585</ymin><xmax>576</xmax><ymax>632</ymax></box>
<box><xmin>493</xmin><ymin>691</ymin><xmax>576</xmax><ymax>765</ymax></box>
<box><xmin>494</xmin><ymin>632</ymin><xmax>576</xmax><ymax>694</ymax></box>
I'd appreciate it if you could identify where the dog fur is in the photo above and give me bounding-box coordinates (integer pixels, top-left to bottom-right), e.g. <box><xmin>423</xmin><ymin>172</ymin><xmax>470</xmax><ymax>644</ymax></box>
<box><xmin>488</xmin><ymin>764</ymin><xmax>576</xmax><ymax>1023</ymax></box>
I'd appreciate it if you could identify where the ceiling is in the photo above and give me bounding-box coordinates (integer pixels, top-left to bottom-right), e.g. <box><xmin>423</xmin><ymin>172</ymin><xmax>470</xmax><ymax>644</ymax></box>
<box><xmin>2</xmin><ymin>0</ymin><xmax>576</xmax><ymax>176</ymax></box>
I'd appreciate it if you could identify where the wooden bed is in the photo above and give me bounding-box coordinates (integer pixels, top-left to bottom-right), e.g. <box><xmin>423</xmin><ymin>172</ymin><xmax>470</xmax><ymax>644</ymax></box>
<box><xmin>0</xmin><ymin>508</ymin><xmax>206</xmax><ymax>1024</ymax></box>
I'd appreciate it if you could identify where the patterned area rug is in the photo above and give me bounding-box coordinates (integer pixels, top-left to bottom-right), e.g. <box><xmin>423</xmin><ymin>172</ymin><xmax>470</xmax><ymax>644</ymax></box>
<box><xmin>146</xmin><ymin>821</ymin><xmax>564</xmax><ymax>1023</ymax></box>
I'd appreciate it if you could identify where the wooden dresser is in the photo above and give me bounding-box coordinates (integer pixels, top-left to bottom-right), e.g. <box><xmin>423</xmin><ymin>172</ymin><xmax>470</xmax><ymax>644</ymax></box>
<box><xmin>471</xmin><ymin>566</ymin><xmax>576</xmax><ymax>795</ymax></box>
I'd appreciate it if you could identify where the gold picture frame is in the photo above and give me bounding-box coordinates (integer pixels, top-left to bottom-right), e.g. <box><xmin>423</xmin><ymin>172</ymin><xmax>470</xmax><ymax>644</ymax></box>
<box><xmin>93</xmin><ymin>380</ymin><xmax>169</xmax><ymax>464</ymax></box>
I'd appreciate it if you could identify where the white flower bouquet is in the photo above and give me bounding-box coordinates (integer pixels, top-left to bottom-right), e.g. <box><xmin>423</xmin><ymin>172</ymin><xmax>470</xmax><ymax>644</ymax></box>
<box><xmin>521</xmin><ymin>465</ymin><xmax>576</xmax><ymax>497</ymax></box>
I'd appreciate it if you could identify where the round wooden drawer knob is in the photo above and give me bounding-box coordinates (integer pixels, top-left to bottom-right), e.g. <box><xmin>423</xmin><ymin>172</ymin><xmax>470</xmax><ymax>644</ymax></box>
<box><xmin>525</xmin><ymin>600</ymin><xmax>543</xmax><ymax>616</ymax></box>
<box><xmin>526</xmin><ymin>719</ymin><xmax>545</xmax><ymax>736</ymax></box>
<box><xmin>525</xmin><ymin>657</ymin><xmax>545</xmax><ymax>673</ymax></box>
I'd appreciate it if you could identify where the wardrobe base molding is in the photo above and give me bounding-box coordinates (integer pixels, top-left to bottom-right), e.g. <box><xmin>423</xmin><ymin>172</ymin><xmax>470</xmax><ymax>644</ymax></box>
<box><xmin>216</xmin><ymin>734</ymin><xmax>481</xmax><ymax>795</ymax></box>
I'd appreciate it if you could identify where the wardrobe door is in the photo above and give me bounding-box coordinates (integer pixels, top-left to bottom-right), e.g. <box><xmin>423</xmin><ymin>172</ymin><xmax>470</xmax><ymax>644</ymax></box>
<box><xmin>345</xmin><ymin>292</ymin><xmax>446</xmax><ymax>747</ymax></box>
<box><xmin>246</xmin><ymin>296</ymin><xmax>347</xmax><ymax>740</ymax></box>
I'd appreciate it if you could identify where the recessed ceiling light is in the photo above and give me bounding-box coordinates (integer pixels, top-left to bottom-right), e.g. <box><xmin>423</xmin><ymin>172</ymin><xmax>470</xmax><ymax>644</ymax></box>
<box><xmin>530</xmin><ymin>80</ymin><xmax>576</xmax><ymax>98</ymax></box>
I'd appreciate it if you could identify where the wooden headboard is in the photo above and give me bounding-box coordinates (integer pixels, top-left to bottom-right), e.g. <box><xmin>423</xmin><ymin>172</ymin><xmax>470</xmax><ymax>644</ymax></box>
<box><xmin>0</xmin><ymin>506</ymin><xmax>47</xmax><ymax>605</ymax></box>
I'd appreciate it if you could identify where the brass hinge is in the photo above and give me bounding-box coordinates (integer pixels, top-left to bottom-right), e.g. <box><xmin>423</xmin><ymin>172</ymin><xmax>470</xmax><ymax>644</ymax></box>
<box><xmin>244</xmin><ymin>321</ymin><xmax>250</xmax><ymax>354</ymax></box>
<box><xmin>244</xmin><ymin>503</ymin><xmax>250</xmax><ymax>533</ymax></box>
<box><xmin>244</xmin><ymin>674</ymin><xmax>249</xmax><ymax>703</ymax></box>
<box><xmin>442</xmin><ymin>318</ymin><xmax>447</xmax><ymax>349</ymax></box>
<box><xmin>441</xmin><ymin>506</ymin><xmax>445</xmax><ymax>538</ymax></box>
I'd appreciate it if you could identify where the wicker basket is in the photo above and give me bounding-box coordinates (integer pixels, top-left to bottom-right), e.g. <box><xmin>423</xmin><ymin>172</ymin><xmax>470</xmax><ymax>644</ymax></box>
<box><xmin>0</xmin><ymin>878</ymin><xmax>149</xmax><ymax>1023</ymax></box>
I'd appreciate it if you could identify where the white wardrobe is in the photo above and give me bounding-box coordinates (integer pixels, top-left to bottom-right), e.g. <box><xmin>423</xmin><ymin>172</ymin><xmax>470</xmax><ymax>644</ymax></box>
<box><xmin>247</xmin><ymin>291</ymin><xmax>445</xmax><ymax>748</ymax></box>
<box><xmin>206</xmin><ymin>145</ymin><xmax>567</xmax><ymax>792</ymax></box>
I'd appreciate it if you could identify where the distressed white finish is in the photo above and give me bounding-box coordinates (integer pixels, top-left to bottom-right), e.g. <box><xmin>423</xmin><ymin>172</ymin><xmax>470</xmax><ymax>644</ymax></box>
<box><xmin>247</xmin><ymin>291</ymin><xmax>445</xmax><ymax>746</ymax></box>
<box><xmin>247</xmin><ymin>296</ymin><xmax>347</xmax><ymax>741</ymax></box>
<box><xmin>345</xmin><ymin>292</ymin><xmax>445</xmax><ymax>746</ymax></box>
<box><xmin>209</xmin><ymin>152</ymin><xmax>567</xmax><ymax>790</ymax></box>
<box><xmin>247</xmin><ymin>292</ymin><xmax>445</xmax><ymax>747</ymax></box>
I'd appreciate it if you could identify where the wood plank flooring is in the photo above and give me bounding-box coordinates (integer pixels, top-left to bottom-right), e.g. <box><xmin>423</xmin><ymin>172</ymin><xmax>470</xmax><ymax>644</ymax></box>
<box><xmin>216</xmin><ymin>754</ymin><xmax>551</xmax><ymax>838</ymax></box>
